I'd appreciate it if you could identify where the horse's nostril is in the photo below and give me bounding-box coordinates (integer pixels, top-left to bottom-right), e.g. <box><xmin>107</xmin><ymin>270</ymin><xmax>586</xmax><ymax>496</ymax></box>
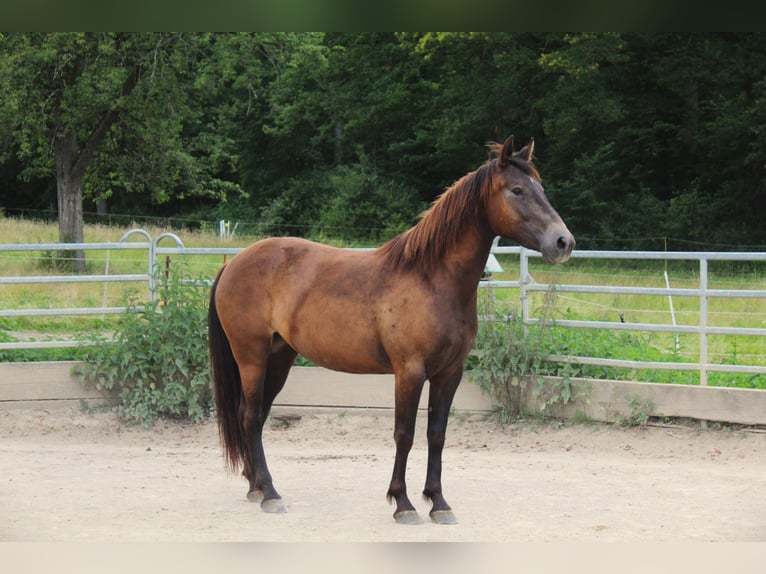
<box><xmin>556</xmin><ymin>235</ymin><xmax>575</xmax><ymax>254</ymax></box>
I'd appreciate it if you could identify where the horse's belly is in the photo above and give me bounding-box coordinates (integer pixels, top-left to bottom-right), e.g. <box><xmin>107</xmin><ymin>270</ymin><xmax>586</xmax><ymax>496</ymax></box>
<box><xmin>277</xmin><ymin>301</ymin><xmax>392</xmax><ymax>374</ymax></box>
<box><xmin>289</xmin><ymin>328</ymin><xmax>393</xmax><ymax>374</ymax></box>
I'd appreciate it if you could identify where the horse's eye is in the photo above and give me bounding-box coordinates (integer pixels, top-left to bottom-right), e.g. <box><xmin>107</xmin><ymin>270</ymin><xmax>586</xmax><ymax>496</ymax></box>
<box><xmin>511</xmin><ymin>187</ymin><xmax>523</xmax><ymax>196</ymax></box>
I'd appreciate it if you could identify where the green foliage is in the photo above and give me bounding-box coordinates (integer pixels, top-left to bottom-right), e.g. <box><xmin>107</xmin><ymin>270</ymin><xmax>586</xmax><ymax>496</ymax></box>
<box><xmin>471</xmin><ymin>312</ymin><xmax>537</xmax><ymax>420</ymax></box>
<box><xmin>3</xmin><ymin>33</ymin><xmax>766</xmax><ymax>249</ymax></box>
<box><xmin>472</xmin><ymin>286</ymin><xmax>590</xmax><ymax>420</ymax></box>
<box><xmin>540</xmin><ymin>319</ymin><xmax>766</xmax><ymax>390</ymax></box>
<box><xmin>622</xmin><ymin>394</ymin><xmax>653</xmax><ymax>427</ymax></box>
<box><xmin>76</xmin><ymin>264</ymin><xmax>212</xmax><ymax>426</ymax></box>
<box><xmin>470</xmin><ymin>277</ymin><xmax>766</xmax><ymax>421</ymax></box>
<box><xmin>317</xmin><ymin>164</ymin><xmax>423</xmax><ymax>241</ymax></box>
<box><xmin>0</xmin><ymin>329</ymin><xmax>87</xmax><ymax>362</ymax></box>
<box><xmin>36</xmin><ymin>249</ymin><xmax>98</xmax><ymax>273</ymax></box>
<box><xmin>258</xmin><ymin>163</ymin><xmax>424</xmax><ymax>242</ymax></box>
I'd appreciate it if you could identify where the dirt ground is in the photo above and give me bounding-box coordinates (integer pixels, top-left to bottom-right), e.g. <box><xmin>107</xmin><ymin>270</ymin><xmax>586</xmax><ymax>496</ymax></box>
<box><xmin>1</xmin><ymin>405</ymin><xmax>765</xmax><ymax>542</ymax></box>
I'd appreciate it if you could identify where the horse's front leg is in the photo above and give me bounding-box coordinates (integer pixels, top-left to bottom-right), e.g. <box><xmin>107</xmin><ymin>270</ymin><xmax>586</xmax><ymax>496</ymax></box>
<box><xmin>386</xmin><ymin>369</ymin><xmax>426</xmax><ymax>525</ymax></box>
<box><xmin>422</xmin><ymin>367</ymin><xmax>462</xmax><ymax>525</ymax></box>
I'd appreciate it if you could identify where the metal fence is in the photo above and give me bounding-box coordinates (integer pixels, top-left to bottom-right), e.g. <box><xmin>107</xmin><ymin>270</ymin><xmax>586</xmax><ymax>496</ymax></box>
<box><xmin>0</xmin><ymin>229</ymin><xmax>217</xmax><ymax>349</ymax></box>
<box><xmin>485</xmin><ymin>245</ymin><xmax>766</xmax><ymax>386</ymax></box>
<box><xmin>2</xmin><ymin>230</ymin><xmax>765</xmax><ymax>387</ymax></box>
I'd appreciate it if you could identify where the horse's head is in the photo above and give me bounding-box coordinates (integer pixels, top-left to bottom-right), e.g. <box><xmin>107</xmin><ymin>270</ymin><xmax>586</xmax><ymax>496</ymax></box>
<box><xmin>486</xmin><ymin>135</ymin><xmax>574</xmax><ymax>264</ymax></box>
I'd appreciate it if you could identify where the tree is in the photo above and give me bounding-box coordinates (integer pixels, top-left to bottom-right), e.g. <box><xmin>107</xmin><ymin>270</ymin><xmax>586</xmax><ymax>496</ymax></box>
<box><xmin>3</xmin><ymin>33</ymin><xmax>765</xmax><ymax>250</ymax></box>
<box><xmin>255</xmin><ymin>33</ymin><xmax>550</xmax><ymax>234</ymax></box>
<box><xmin>0</xmin><ymin>33</ymin><xmax>207</xmax><ymax>270</ymax></box>
<box><xmin>255</xmin><ymin>32</ymin><xmax>430</xmax><ymax>234</ymax></box>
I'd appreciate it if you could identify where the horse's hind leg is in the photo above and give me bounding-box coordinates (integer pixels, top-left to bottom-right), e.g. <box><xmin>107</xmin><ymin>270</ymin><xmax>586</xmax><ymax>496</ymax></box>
<box><xmin>262</xmin><ymin>334</ymin><xmax>297</xmax><ymax>415</ymax></box>
<box><xmin>239</xmin><ymin>334</ymin><xmax>296</xmax><ymax>513</ymax></box>
<box><xmin>422</xmin><ymin>367</ymin><xmax>462</xmax><ymax>525</ymax></box>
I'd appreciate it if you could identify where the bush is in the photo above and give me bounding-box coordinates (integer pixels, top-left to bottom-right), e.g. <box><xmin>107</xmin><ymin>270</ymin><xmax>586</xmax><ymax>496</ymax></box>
<box><xmin>471</xmin><ymin>311</ymin><xmax>543</xmax><ymax>419</ymax></box>
<box><xmin>471</xmin><ymin>286</ymin><xmax>589</xmax><ymax>420</ymax></box>
<box><xmin>76</xmin><ymin>264</ymin><xmax>212</xmax><ymax>426</ymax></box>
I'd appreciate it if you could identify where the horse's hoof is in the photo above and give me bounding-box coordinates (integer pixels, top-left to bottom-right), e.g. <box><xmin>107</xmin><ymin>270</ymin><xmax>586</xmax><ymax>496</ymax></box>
<box><xmin>393</xmin><ymin>510</ymin><xmax>423</xmax><ymax>525</ymax></box>
<box><xmin>246</xmin><ymin>490</ymin><xmax>263</xmax><ymax>503</ymax></box>
<box><xmin>430</xmin><ymin>509</ymin><xmax>458</xmax><ymax>525</ymax></box>
<box><xmin>261</xmin><ymin>498</ymin><xmax>287</xmax><ymax>514</ymax></box>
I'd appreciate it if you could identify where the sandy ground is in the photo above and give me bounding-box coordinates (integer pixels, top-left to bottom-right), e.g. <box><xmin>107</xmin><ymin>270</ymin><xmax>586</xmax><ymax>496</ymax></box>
<box><xmin>1</xmin><ymin>406</ymin><xmax>765</xmax><ymax>542</ymax></box>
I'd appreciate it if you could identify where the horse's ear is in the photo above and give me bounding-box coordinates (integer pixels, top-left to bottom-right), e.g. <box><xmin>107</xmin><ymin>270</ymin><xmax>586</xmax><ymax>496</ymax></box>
<box><xmin>517</xmin><ymin>137</ymin><xmax>535</xmax><ymax>162</ymax></box>
<box><xmin>499</xmin><ymin>135</ymin><xmax>515</xmax><ymax>167</ymax></box>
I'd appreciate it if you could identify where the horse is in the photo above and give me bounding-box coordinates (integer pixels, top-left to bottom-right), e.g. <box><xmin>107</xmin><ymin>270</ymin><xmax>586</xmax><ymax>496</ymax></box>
<box><xmin>208</xmin><ymin>135</ymin><xmax>574</xmax><ymax>525</ymax></box>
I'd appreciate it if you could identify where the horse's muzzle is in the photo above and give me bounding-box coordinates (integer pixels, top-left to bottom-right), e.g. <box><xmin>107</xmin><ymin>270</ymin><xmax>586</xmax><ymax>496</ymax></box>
<box><xmin>541</xmin><ymin>229</ymin><xmax>575</xmax><ymax>264</ymax></box>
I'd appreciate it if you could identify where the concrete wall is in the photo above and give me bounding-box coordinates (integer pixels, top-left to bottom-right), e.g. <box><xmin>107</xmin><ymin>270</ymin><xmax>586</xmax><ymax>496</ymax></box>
<box><xmin>0</xmin><ymin>363</ymin><xmax>490</xmax><ymax>414</ymax></box>
<box><xmin>1</xmin><ymin>362</ymin><xmax>764</xmax><ymax>426</ymax></box>
<box><xmin>0</xmin><ymin>361</ymin><xmax>115</xmax><ymax>411</ymax></box>
<box><xmin>526</xmin><ymin>376</ymin><xmax>766</xmax><ymax>426</ymax></box>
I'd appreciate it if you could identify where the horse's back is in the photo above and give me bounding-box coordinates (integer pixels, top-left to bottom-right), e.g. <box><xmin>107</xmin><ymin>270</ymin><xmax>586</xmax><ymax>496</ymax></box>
<box><xmin>215</xmin><ymin>237</ymin><xmax>396</xmax><ymax>372</ymax></box>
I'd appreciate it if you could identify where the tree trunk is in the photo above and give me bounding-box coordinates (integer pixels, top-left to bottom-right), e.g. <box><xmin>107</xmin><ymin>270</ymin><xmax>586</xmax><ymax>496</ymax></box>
<box><xmin>50</xmin><ymin>64</ymin><xmax>141</xmax><ymax>274</ymax></box>
<box><xmin>55</xmin><ymin>128</ymin><xmax>87</xmax><ymax>273</ymax></box>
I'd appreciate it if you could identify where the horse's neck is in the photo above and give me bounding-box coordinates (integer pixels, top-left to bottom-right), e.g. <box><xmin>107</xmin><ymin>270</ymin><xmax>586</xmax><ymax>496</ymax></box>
<box><xmin>439</xmin><ymin>226</ymin><xmax>496</xmax><ymax>299</ymax></box>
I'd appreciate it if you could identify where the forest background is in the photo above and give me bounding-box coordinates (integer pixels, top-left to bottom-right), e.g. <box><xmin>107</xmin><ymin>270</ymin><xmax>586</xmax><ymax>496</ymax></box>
<box><xmin>1</xmin><ymin>32</ymin><xmax>765</xmax><ymax>256</ymax></box>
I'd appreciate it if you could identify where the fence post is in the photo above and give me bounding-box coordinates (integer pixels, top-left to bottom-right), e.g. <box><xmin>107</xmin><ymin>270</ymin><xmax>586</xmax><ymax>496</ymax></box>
<box><xmin>148</xmin><ymin>239</ymin><xmax>156</xmax><ymax>302</ymax></box>
<box><xmin>519</xmin><ymin>247</ymin><xmax>530</xmax><ymax>337</ymax></box>
<box><xmin>664</xmin><ymin>269</ymin><xmax>681</xmax><ymax>351</ymax></box>
<box><xmin>119</xmin><ymin>229</ymin><xmax>154</xmax><ymax>303</ymax></box>
<box><xmin>699</xmin><ymin>257</ymin><xmax>709</xmax><ymax>387</ymax></box>
<box><xmin>152</xmin><ymin>233</ymin><xmax>185</xmax><ymax>303</ymax></box>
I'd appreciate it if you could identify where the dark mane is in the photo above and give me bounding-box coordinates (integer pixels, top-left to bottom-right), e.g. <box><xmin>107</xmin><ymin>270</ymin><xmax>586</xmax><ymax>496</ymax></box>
<box><xmin>378</xmin><ymin>143</ymin><xmax>539</xmax><ymax>272</ymax></box>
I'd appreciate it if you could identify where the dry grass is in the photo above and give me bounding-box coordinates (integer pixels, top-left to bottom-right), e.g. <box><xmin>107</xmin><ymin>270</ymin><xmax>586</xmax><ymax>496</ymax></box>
<box><xmin>0</xmin><ymin>216</ymin><xmax>260</xmax><ymax>335</ymax></box>
<box><xmin>2</xmin><ymin>215</ymin><xmax>765</xmax><ymax>368</ymax></box>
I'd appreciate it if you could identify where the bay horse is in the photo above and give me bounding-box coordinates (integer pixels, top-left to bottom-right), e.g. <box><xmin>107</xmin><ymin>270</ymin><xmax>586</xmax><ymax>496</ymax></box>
<box><xmin>208</xmin><ymin>135</ymin><xmax>574</xmax><ymax>525</ymax></box>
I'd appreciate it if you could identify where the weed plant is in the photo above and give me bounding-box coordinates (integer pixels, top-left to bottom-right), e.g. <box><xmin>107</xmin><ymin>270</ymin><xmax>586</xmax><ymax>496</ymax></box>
<box><xmin>75</xmin><ymin>263</ymin><xmax>212</xmax><ymax>426</ymax></box>
<box><xmin>471</xmin><ymin>286</ymin><xmax>591</xmax><ymax>420</ymax></box>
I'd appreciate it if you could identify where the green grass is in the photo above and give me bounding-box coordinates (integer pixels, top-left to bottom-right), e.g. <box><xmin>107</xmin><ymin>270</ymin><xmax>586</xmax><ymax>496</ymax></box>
<box><xmin>2</xmin><ymin>215</ymin><xmax>765</xmax><ymax>390</ymax></box>
<box><xmin>480</xmin><ymin>254</ymin><xmax>766</xmax><ymax>389</ymax></box>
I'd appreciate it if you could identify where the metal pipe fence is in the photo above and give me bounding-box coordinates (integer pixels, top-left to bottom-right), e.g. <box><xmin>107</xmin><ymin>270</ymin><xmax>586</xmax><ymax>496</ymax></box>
<box><xmin>2</xmin><ymin>230</ymin><xmax>765</xmax><ymax>388</ymax></box>
<box><xmin>484</xmin><ymin>245</ymin><xmax>766</xmax><ymax>386</ymax></box>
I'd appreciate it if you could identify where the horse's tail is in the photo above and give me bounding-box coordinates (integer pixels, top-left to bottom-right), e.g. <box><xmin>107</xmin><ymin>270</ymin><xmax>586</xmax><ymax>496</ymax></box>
<box><xmin>208</xmin><ymin>266</ymin><xmax>245</xmax><ymax>472</ymax></box>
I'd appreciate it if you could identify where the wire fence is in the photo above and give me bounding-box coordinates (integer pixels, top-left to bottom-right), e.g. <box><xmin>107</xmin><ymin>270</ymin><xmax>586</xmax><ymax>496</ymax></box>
<box><xmin>7</xmin><ymin>206</ymin><xmax>766</xmax><ymax>251</ymax></box>
<box><xmin>1</xmin><ymin>230</ymin><xmax>765</xmax><ymax>388</ymax></box>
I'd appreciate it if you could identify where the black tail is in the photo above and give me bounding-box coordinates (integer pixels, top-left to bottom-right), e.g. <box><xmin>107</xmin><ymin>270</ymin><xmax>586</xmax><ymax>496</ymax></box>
<box><xmin>208</xmin><ymin>267</ymin><xmax>246</xmax><ymax>472</ymax></box>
